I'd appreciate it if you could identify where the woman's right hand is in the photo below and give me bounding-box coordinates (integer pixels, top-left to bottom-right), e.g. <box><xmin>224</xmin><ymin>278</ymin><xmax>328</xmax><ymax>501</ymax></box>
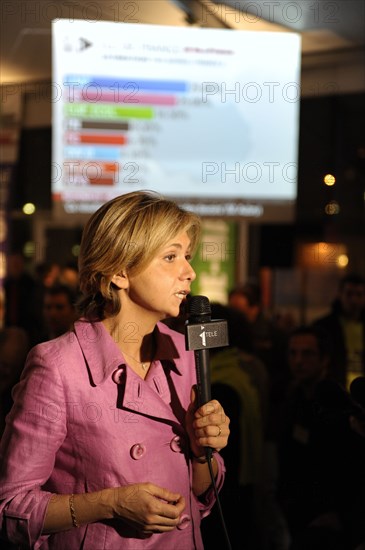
<box><xmin>106</xmin><ymin>483</ymin><xmax>186</xmax><ymax>533</ymax></box>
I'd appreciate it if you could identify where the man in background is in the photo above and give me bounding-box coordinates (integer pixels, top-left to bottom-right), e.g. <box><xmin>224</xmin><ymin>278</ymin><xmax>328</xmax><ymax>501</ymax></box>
<box><xmin>313</xmin><ymin>273</ymin><xmax>365</xmax><ymax>389</ymax></box>
<box><xmin>278</xmin><ymin>325</ymin><xmax>365</xmax><ymax>549</ymax></box>
<box><xmin>3</xmin><ymin>252</ymin><xmax>41</xmax><ymax>345</ymax></box>
<box><xmin>40</xmin><ymin>284</ymin><xmax>78</xmax><ymax>341</ymax></box>
<box><xmin>228</xmin><ymin>281</ymin><xmax>289</xmax><ymax>438</ymax></box>
<box><xmin>228</xmin><ymin>282</ymin><xmax>290</xmax><ymax>550</ymax></box>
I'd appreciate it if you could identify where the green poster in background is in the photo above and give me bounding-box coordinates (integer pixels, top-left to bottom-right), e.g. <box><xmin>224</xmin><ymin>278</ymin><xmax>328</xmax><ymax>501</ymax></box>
<box><xmin>191</xmin><ymin>219</ymin><xmax>237</xmax><ymax>304</ymax></box>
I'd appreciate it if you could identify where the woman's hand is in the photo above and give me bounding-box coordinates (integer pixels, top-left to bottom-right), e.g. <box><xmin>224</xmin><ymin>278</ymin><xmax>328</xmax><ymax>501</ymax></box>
<box><xmin>185</xmin><ymin>386</ymin><xmax>230</xmax><ymax>459</ymax></box>
<box><xmin>109</xmin><ymin>483</ymin><xmax>185</xmax><ymax>533</ymax></box>
<box><xmin>44</xmin><ymin>484</ymin><xmax>185</xmax><ymax>535</ymax></box>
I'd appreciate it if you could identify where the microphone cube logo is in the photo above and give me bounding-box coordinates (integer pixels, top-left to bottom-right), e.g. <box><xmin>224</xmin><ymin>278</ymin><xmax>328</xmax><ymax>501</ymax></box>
<box><xmin>185</xmin><ymin>320</ymin><xmax>229</xmax><ymax>351</ymax></box>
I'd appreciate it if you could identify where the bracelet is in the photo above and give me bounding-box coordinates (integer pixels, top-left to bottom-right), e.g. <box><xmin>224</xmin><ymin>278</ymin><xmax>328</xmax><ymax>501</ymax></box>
<box><xmin>69</xmin><ymin>494</ymin><xmax>80</xmax><ymax>528</ymax></box>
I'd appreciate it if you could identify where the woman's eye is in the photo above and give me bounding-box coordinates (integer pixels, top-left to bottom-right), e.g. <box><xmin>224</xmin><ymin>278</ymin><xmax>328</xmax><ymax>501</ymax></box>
<box><xmin>165</xmin><ymin>254</ymin><xmax>176</xmax><ymax>262</ymax></box>
<box><xmin>185</xmin><ymin>254</ymin><xmax>192</xmax><ymax>262</ymax></box>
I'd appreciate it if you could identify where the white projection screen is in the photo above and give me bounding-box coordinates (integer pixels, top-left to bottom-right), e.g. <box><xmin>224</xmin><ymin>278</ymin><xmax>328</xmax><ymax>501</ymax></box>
<box><xmin>52</xmin><ymin>19</ymin><xmax>301</xmax><ymax>220</ymax></box>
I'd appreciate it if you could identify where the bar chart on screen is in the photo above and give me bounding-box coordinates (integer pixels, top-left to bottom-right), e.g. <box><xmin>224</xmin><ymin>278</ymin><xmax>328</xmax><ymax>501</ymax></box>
<box><xmin>52</xmin><ymin>20</ymin><xmax>301</xmax><ymax>217</ymax></box>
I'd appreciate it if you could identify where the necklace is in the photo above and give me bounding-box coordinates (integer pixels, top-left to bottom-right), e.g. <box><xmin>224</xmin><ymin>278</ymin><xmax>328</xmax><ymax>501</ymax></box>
<box><xmin>121</xmin><ymin>349</ymin><xmax>151</xmax><ymax>371</ymax></box>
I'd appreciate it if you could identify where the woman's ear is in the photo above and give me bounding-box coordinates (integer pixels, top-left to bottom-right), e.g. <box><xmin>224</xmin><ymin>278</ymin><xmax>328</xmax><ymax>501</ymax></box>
<box><xmin>111</xmin><ymin>272</ymin><xmax>129</xmax><ymax>289</ymax></box>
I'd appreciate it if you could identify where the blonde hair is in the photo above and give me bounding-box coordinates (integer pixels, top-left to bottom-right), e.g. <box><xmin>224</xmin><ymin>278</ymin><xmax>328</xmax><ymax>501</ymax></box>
<box><xmin>78</xmin><ymin>190</ymin><xmax>201</xmax><ymax>320</ymax></box>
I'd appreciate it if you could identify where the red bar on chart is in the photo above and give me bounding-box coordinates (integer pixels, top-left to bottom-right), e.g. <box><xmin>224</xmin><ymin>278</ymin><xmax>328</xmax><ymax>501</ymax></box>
<box><xmin>66</xmin><ymin>132</ymin><xmax>127</xmax><ymax>145</ymax></box>
<box><xmin>88</xmin><ymin>176</ymin><xmax>116</xmax><ymax>185</ymax></box>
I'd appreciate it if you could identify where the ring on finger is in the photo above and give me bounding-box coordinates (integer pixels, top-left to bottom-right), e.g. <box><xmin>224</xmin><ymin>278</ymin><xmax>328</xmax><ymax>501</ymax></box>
<box><xmin>216</xmin><ymin>425</ymin><xmax>222</xmax><ymax>437</ymax></box>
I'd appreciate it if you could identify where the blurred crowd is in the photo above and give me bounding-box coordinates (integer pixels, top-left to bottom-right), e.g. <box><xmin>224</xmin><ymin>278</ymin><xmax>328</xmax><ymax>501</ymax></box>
<box><xmin>203</xmin><ymin>274</ymin><xmax>365</xmax><ymax>550</ymax></box>
<box><xmin>0</xmin><ymin>254</ymin><xmax>80</xmax><ymax>433</ymax></box>
<box><xmin>1</xmin><ymin>253</ymin><xmax>365</xmax><ymax>550</ymax></box>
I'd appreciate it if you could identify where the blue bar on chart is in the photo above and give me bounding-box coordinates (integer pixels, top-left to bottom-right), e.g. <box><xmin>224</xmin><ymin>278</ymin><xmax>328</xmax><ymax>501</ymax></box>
<box><xmin>64</xmin><ymin>145</ymin><xmax>122</xmax><ymax>161</ymax></box>
<box><xmin>64</xmin><ymin>76</ymin><xmax>189</xmax><ymax>93</ymax></box>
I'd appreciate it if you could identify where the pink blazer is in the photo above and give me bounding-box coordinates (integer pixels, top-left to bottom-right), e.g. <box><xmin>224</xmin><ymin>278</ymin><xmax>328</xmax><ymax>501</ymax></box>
<box><xmin>0</xmin><ymin>320</ymin><xmax>225</xmax><ymax>549</ymax></box>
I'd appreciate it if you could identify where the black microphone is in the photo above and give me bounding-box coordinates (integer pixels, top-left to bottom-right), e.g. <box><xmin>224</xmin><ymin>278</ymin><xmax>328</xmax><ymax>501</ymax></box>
<box><xmin>185</xmin><ymin>296</ymin><xmax>229</xmax><ymax>406</ymax></box>
<box><xmin>185</xmin><ymin>298</ymin><xmax>233</xmax><ymax>550</ymax></box>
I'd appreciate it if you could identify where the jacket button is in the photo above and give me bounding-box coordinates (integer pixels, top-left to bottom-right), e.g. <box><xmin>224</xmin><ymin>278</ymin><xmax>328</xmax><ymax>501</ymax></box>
<box><xmin>170</xmin><ymin>435</ymin><xmax>184</xmax><ymax>453</ymax></box>
<box><xmin>112</xmin><ymin>368</ymin><xmax>124</xmax><ymax>384</ymax></box>
<box><xmin>177</xmin><ymin>514</ymin><xmax>191</xmax><ymax>530</ymax></box>
<box><xmin>130</xmin><ymin>443</ymin><xmax>146</xmax><ymax>460</ymax></box>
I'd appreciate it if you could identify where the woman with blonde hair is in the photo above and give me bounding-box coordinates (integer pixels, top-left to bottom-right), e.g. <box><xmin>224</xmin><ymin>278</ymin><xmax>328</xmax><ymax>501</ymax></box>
<box><xmin>0</xmin><ymin>191</ymin><xmax>229</xmax><ymax>549</ymax></box>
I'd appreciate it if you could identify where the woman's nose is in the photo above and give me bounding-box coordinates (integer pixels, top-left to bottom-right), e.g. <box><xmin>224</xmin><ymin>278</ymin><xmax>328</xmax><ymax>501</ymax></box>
<box><xmin>184</xmin><ymin>260</ymin><xmax>196</xmax><ymax>282</ymax></box>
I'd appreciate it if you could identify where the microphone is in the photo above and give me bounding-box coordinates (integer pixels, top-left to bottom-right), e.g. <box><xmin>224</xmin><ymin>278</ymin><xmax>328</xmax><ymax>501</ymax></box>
<box><xmin>185</xmin><ymin>296</ymin><xmax>229</xmax><ymax>406</ymax></box>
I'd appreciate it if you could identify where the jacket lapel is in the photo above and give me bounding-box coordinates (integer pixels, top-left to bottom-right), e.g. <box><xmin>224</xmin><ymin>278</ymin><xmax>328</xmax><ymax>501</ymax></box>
<box><xmin>74</xmin><ymin>320</ymin><xmax>186</xmax><ymax>425</ymax></box>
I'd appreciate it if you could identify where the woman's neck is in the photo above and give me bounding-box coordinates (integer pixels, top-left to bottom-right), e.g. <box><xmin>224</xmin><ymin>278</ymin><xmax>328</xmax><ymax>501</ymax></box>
<box><xmin>102</xmin><ymin>315</ymin><xmax>157</xmax><ymax>378</ymax></box>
